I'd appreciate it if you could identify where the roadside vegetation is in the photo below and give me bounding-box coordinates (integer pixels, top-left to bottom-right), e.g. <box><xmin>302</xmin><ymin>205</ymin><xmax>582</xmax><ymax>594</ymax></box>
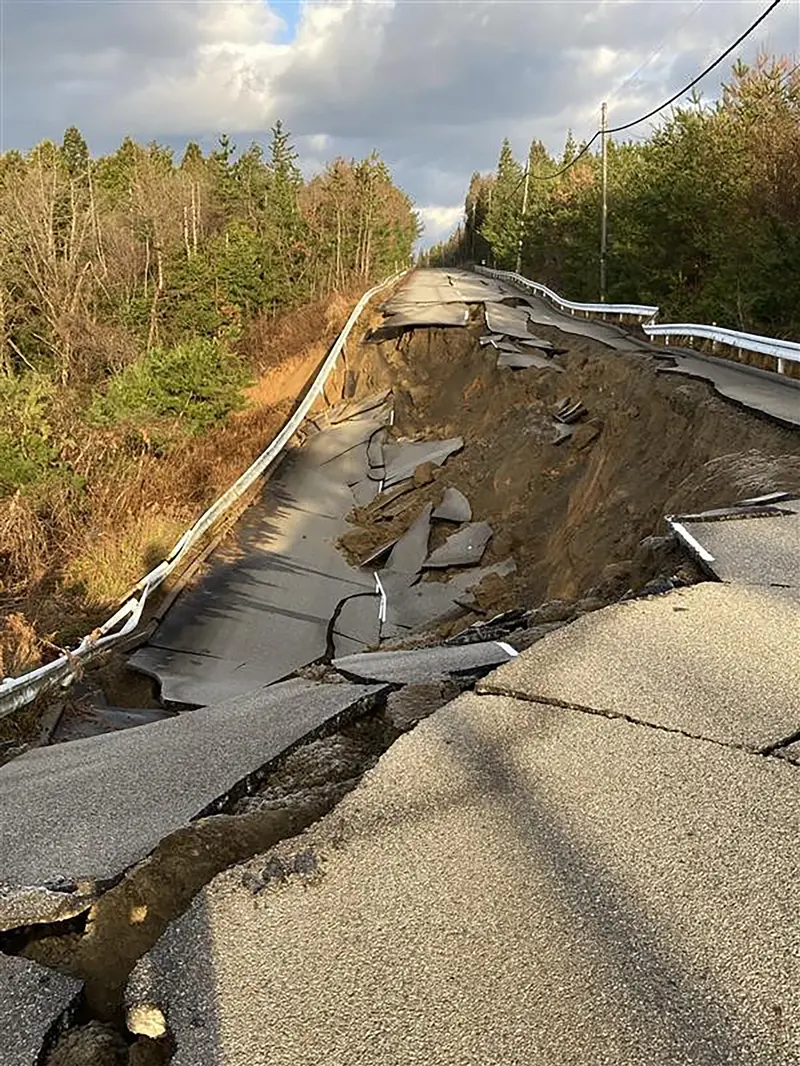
<box><xmin>430</xmin><ymin>56</ymin><xmax>800</xmax><ymax>338</ymax></box>
<box><xmin>0</xmin><ymin>122</ymin><xmax>419</xmax><ymax>675</ymax></box>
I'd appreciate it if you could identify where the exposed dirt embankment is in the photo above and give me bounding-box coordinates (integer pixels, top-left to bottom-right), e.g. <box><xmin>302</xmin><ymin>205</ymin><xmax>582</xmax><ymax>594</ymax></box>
<box><xmin>341</xmin><ymin>313</ymin><xmax>800</xmax><ymax>615</ymax></box>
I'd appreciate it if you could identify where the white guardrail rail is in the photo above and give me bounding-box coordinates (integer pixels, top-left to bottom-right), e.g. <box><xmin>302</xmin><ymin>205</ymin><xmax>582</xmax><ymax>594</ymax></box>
<box><xmin>475</xmin><ymin>265</ymin><xmax>660</xmax><ymax>323</ymax></box>
<box><xmin>478</xmin><ymin>265</ymin><xmax>800</xmax><ymax>375</ymax></box>
<box><xmin>0</xmin><ymin>270</ymin><xmax>406</xmax><ymax>720</ymax></box>
<box><xmin>643</xmin><ymin>322</ymin><xmax>800</xmax><ymax>375</ymax></box>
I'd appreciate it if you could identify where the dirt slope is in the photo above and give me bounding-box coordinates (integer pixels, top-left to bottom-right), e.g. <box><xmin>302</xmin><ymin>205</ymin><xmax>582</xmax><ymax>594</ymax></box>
<box><xmin>341</xmin><ymin>312</ymin><xmax>800</xmax><ymax>617</ymax></box>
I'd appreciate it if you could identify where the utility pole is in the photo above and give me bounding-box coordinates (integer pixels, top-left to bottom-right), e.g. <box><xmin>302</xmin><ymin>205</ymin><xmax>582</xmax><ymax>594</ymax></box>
<box><xmin>515</xmin><ymin>164</ymin><xmax>530</xmax><ymax>275</ymax></box>
<box><xmin>600</xmin><ymin>101</ymin><xmax>608</xmax><ymax>302</ymax></box>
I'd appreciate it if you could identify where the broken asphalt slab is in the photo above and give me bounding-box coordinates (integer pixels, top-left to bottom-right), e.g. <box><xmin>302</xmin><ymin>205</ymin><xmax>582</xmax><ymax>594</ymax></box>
<box><xmin>655</xmin><ymin>350</ymin><xmax>800</xmax><ymax>429</ymax></box>
<box><xmin>380</xmin><ymin>558</ymin><xmax>516</xmax><ymax>637</ymax></box>
<box><xmin>672</xmin><ymin>509</ymin><xmax>800</xmax><ymax>587</ymax></box>
<box><xmin>484</xmin><ymin>302</ymin><xmax>536</xmax><ymax>339</ymax></box>
<box><xmin>431</xmin><ymin>487</ymin><xmax>471</xmax><ymax>522</ymax></box>
<box><xmin>1</xmin><ymin>953</ymin><xmax>83</xmax><ymax>1066</ymax></box>
<box><xmin>382</xmin><ymin>437</ymin><xmax>463</xmax><ymax>488</ymax></box>
<box><xmin>479</xmin><ymin>582</ymin><xmax>800</xmax><ymax>751</ymax></box>
<box><xmin>129</xmin><ymin>442</ymin><xmax>378</xmax><ymax>705</ymax></box>
<box><xmin>126</xmin><ymin>690</ymin><xmax>800</xmax><ymax>1065</ymax></box>
<box><xmin>332</xmin><ymin>641</ymin><xmax>517</xmax><ymax>684</ymax></box>
<box><xmin>383</xmin><ymin>503</ymin><xmax>433</xmax><ymax>575</ymax></box>
<box><xmin>423</xmin><ymin>521</ymin><xmax>492</xmax><ymax>568</ymax></box>
<box><xmin>0</xmin><ymin>678</ymin><xmax>385</xmax><ymax>929</ymax></box>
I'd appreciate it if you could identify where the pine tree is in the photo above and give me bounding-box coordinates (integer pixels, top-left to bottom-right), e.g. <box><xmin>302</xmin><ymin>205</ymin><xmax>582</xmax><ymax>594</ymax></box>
<box><xmin>61</xmin><ymin>126</ymin><xmax>89</xmax><ymax>181</ymax></box>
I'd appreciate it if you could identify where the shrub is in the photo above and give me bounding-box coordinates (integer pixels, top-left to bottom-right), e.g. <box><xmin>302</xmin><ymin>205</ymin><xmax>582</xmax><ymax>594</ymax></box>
<box><xmin>90</xmin><ymin>337</ymin><xmax>250</xmax><ymax>435</ymax></box>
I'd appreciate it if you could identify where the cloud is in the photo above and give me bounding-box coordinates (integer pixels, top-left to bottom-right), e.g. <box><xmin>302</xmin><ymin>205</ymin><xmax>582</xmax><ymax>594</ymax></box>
<box><xmin>416</xmin><ymin>204</ymin><xmax>465</xmax><ymax>246</ymax></box>
<box><xmin>2</xmin><ymin>0</ymin><xmax>799</xmax><ymax>244</ymax></box>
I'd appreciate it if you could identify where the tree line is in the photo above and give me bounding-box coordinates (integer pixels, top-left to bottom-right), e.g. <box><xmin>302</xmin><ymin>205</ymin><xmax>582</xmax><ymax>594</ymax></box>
<box><xmin>429</xmin><ymin>55</ymin><xmax>800</xmax><ymax>338</ymax></box>
<box><xmin>0</xmin><ymin>122</ymin><xmax>419</xmax><ymax>387</ymax></box>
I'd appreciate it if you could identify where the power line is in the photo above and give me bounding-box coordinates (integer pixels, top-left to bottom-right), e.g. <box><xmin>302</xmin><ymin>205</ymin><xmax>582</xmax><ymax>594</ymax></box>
<box><xmin>504</xmin><ymin>0</ymin><xmax>785</xmax><ymax>195</ymax></box>
<box><xmin>605</xmin><ymin>0</ymin><xmax>707</xmax><ymax>107</ymax></box>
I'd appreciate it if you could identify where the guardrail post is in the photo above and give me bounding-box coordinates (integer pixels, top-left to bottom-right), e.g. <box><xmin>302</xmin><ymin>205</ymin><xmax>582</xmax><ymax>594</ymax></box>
<box><xmin>777</xmin><ymin>356</ymin><xmax>785</xmax><ymax>374</ymax></box>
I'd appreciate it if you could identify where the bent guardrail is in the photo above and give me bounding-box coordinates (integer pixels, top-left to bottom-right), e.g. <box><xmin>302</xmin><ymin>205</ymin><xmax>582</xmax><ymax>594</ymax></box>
<box><xmin>0</xmin><ymin>270</ymin><xmax>406</xmax><ymax>721</ymax></box>
<box><xmin>643</xmin><ymin>322</ymin><xmax>800</xmax><ymax>374</ymax></box>
<box><xmin>475</xmin><ymin>265</ymin><xmax>659</xmax><ymax>324</ymax></box>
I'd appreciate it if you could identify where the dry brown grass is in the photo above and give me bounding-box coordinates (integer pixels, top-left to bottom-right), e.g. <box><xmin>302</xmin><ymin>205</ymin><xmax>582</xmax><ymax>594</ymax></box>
<box><xmin>0</xmin><ymin>288</ymin><xmax>362</xmax><ymax>679</ymax></box>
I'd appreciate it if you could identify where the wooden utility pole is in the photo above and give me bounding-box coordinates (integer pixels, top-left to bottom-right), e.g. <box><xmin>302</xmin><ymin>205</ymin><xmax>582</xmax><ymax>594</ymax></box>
<box><xmin>600</xmin><ymin>101</ymin><xmax>608</xmax><ymax>302</ymax></box>
<box><xmin>515</xmin><ymin>165</ymin><xmax>530</xmax><ymax>275</ymax></box>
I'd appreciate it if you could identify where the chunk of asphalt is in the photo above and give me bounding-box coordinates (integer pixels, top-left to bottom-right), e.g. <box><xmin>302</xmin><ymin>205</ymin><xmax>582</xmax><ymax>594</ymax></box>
<box><xmin>0</xmin><ymin>678</ymin><xmax>386</xmax><ymax>929</ymax></box>
<box><xmin>366</xmin><ymin>427</ymin><xmax>387</xmax><ymax>471</ymax></box>
<box><xmin>332</xmin><ymin>642</ymin><xmax>517</xmax><ymax>684</ymax></box>
<box><xmin>432</xmin><ymin>487</ymin><xmax>472</xmax><ymax>523</ymax></box>
<box><xmin>484</xmin><ymin>304</ymin><xmax>534</xmax><ymax>339</ymax></box>
<box><xmin>379</xmin><ymin>558</ymin><xmax>516</xmax><ymax>637</ymax></box>
<box><xmin>382</xmin><ymin>438</ymin><xmax>464</xmax><ymax>488</ymax></box>
<box><xmin>350</xmin><ymin>479</ymin><xmax>380</xmax><ymax>507</ymax></box>
<box><xmin>498</xmin><ymin>350</ymin><xmax>559</xmax><ymax>371</ymax></box>
<box><xmin>384</xmin><ymin>504</ymin><xmax>433</xmax><ymax>575</ymax></box>
<box><xmin>423</xmin><ymin>522</ymin><xmax>493</xmax><ymax>569</ymax></box>
<box><xmin>552</xmin><ymin>422</ymin><xmax>574</xmax><ymax>445</ymax></box>
<box><xmin>0</xmin><ymin>953</ymin><xmax>83</xmax><ymax>1066</ymax></box>
<box><xmin>676</xmin><ymin>511</ymin><xmax>800</xmax><ymax>588</ymax></box>
<box><xmin>478</xmin><ymin>582</ymin><xmax>800</xmax><ymax>750</ymax></box>
<box><xmin>330</xmin><ymin>594</ymin><xmax>381</xmax><ymax>658</ymax></box>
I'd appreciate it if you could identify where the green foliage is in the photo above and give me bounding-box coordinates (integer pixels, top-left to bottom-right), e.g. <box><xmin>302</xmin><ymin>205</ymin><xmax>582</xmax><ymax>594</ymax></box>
<box><xmin>438</xmin><ymin>55</ymin><xmax>800</xmax><ymax>337</ymax></box>
<box><xmin>90</xmin><ymin>338</ymin><xmax>250</xmax><ymax>435</ymax></box>
<box><xmin>0</xmin><ymin>374</ymin><xmax>71</xmax><ymax>498</ymax></box>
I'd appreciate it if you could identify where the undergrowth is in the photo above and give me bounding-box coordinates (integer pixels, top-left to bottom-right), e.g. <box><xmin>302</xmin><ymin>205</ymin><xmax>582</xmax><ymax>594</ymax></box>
<box><xmin>0</xmin><ymin>291</ymin><xmax>360</xmax><ymax>683</ymax></box>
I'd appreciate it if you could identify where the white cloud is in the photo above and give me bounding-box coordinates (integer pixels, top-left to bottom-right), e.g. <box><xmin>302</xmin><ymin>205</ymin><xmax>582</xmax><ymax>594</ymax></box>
<box><xmin>3</xmin><ymin>0</ymin><xmax>799</xmax><ymax>243</ymax></box>
<box><xmin>416</xmin><ymin>204</ymin><xmax>465</xmax><ymax>247</ymax></box>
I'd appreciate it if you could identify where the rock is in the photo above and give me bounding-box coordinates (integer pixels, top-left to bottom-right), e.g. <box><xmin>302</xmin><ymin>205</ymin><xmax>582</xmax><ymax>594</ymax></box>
<box><xmin>506</xmin><ymin>622</ymin><xmax>568</xmax><ymax>652</ymax></box>
<box><xmin>574</xmin><ymin>597</ymin><xmax>607</xmax><ymax>616</ymax></box>
<box><xmin>529</xmin><ymin>600</ymin><xmax>576</xmax><ymax>625</ymax></box>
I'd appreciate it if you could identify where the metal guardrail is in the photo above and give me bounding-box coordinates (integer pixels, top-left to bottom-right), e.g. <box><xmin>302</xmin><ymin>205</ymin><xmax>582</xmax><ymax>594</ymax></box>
<box><xmin>0</xmin><ymin>271</ymin><xmax>405</xmax><ymax>720</ymax></box>
<box><xmin>475</xmin><ymin>265</ymin><xmax>659</xmax><ymax>323</ymax></box>
<box><xmin>643</xmin><ymin>322</ymin><xmax>800</xmax><ymax>374</ymax></box>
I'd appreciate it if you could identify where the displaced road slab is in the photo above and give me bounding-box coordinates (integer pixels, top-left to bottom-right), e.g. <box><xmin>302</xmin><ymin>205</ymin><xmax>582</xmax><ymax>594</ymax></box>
<box><xmin>656</xmin><ymin>351</ymin><xmax>800</xmax><ymax>429</ymax></box>
<box><xmin>127</xmin><ymin>691</ymin><xmax>800</xmax><ymax>1066</ymax></box>
<box><xmin>677</xmin><ymin>509</ymin><xmax>800</xmax><ymax>586</ymax></box>
<box><xmin>130</xmin><ymin>441</ymin><xmax>377</xmax><ymax>705</ymax></box>
<box><xmin>1</xmin><ymin>953</ymin><xmax>83</xmax><ymax>1066</ymax></box>
<box><xmin>382</xmin><ymin>438</ymin><xmax>463</xmax><ymax>488</ymax></box>
<box><xmin>432</xmin><ymin>487</ymin><xmax>471</xmax><ymax>522</ymax></box>
<box><xmin>0</xmin><ymin>679</ymin><xmax>384</xmax><ymax>929</ymax></box>
<box><xmin>479</xmin><ymin>583</ymin><xmax>800</xmax><ymax>750</ymax></box>
<box><xmin>423</xmin><ymin>521</ymin><xmax>492</xmax><ymax>568</ymax></box>
<box><xmin>333</xmin><ymin>641</ymin><xmax>516</xmax><ymax>683</ymax></box>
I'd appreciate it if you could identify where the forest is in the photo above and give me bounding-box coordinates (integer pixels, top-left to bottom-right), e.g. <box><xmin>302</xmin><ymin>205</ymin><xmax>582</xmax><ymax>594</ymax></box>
<box><xmin>0</xmin><ymin>123</ymin><xmax>419</xmax><ymax>674</ymax></box>
<box><xmin>430</xmin><ymin>56</ymin><xmax>800</xmax><ymax>338</ymax></box>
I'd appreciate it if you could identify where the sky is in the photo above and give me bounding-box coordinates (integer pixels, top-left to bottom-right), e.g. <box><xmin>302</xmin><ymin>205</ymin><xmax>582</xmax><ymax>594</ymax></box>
<box><xmin>1</xmin><ymin>0</ymin><xmax>799</xmax><ymax>247</ymax></box>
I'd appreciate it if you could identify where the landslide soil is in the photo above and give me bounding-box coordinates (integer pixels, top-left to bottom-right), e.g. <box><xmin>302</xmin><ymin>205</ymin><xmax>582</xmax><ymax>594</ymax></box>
<box><xmin>340</xmin><ymin>310</ymin><xmax>800</xmax><ymax>617</ymax></box>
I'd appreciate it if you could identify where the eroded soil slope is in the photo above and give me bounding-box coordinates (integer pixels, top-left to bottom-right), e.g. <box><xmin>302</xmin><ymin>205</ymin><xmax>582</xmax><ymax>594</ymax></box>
<box><xmin>340</xmin><ymin>311</ymin><xmax>800</xmax><ymax>616</ymax></box>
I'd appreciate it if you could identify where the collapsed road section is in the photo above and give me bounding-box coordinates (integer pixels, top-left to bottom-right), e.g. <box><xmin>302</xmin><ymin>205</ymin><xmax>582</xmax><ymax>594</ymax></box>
<box><xmin>1</xmin><ymin>268</ymin><xmax>799</xmax><ymax>1065</ymax></box>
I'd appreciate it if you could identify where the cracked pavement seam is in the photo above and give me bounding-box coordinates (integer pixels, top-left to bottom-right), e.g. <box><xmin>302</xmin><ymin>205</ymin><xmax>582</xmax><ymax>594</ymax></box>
<box><xmin>474</xmin><ymin>683</ymin><xmax>800</xmax><ymax>763</ymax></box>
